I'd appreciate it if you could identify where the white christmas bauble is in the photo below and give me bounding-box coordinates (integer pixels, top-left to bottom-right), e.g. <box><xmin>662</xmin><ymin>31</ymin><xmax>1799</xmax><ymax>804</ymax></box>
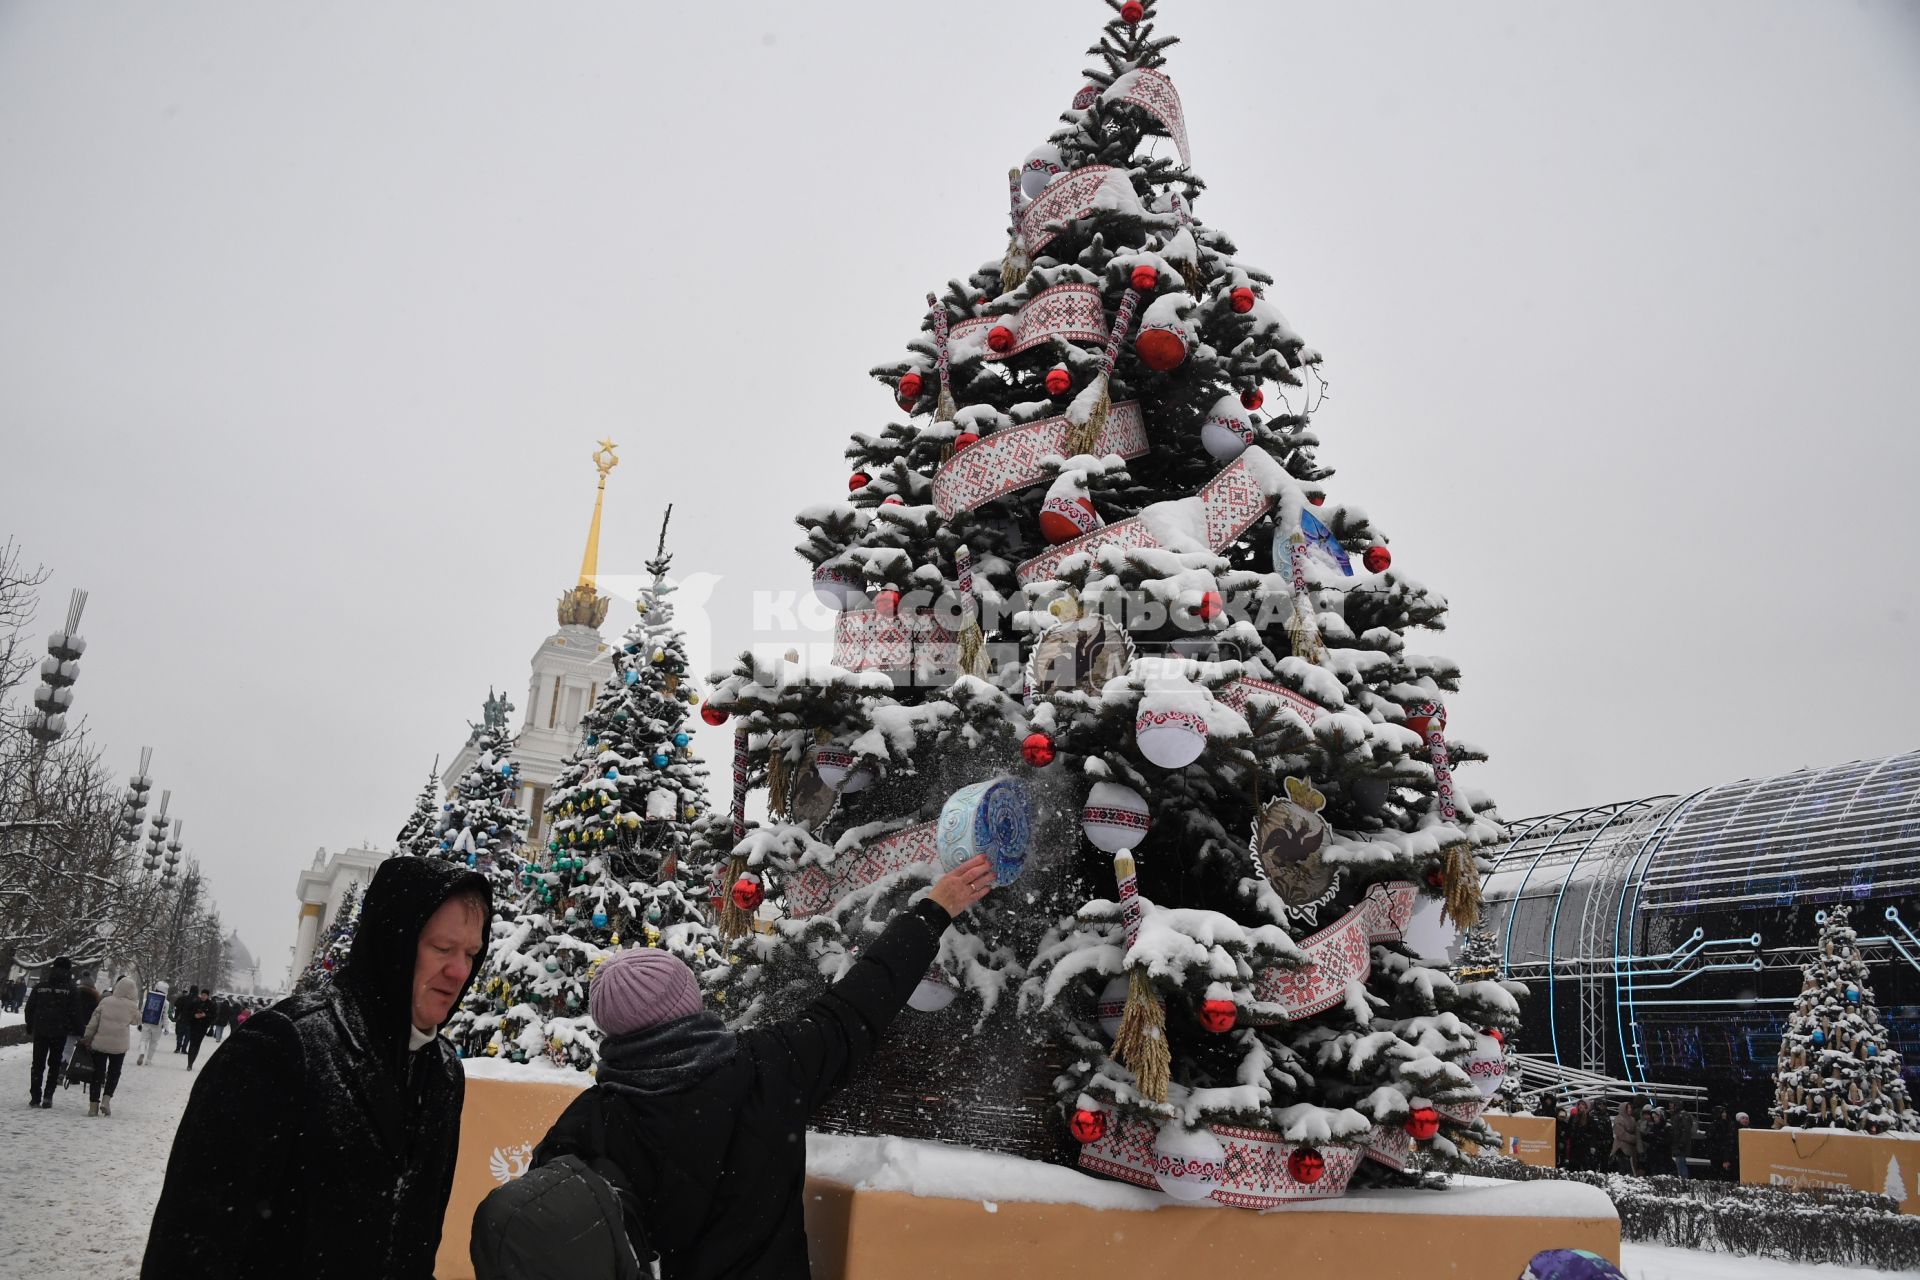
<box><xmin>814</xmin><ymin>747</ymin><xmax>855</xmax><ymax>791</ymax></box>
<box><xmin>812</xmin><ymin>563</ymin><xmax>866</xmax><ymax>612</ymax></box>
<box><xmin>645</xmin><ymin>789</ymin><xmax>674</xmax><ymax>821</ymax></box>
<box><xmin>1019</xmin><ymin>143</ymin><xmax>1065</xmax><ymax>200</ymax></box>
<box><xmin>1097</xmin><ymin>974</ymin><xmax>1129</xmax><ymax>1039</ymax></box>
<box><xmin>1466</xmin><ymin>1033</ymin><xmax>1507</xmax><ymax>1099</ymax></box>
<box><xmin>1153</xmin><ymin>1122</ymin><xmax>1226</xmax><ymax>1202</ymax></box>
<box><xmin>1200</xmin><ymin>393</ymin><xmax>1254</xmax><ymax>464</ymax></box>
<box><xmin>908</xmin><ymin>977</ymin><xmax>958</xmax><ymax>1013</ymax></box>
<box><xmin>1082</xmin><ymin>781</ymin><xmax>1151</xmax><ymax>853</ymax></box>
<box><xmin>839</xmin><ymin>764</ymin><xmax>875</xmax><ymax>794</ymax></box>
<box><xmin>1135</xmin><ymin>691</ymin><xmax>1209</xmax><ymax>770</ymax></box>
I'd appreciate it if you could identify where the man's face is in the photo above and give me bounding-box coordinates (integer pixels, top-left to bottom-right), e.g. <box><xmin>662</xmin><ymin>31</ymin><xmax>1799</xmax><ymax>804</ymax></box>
<box><xmin>411</xmin><ymin>895</ymin><xmax>484</xmax><ymax>1032</ymax></box>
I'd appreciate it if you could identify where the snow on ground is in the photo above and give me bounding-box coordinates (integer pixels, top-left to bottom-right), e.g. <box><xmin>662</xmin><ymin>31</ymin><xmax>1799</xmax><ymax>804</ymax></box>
<box><xmin>0</xmin><ymin>1042</ymin><xmax>1913</xmax><ymax>1280</ymax></box>
<box><xmin>1618</xmin><ymin>1241</ymin><xmax>1919</xmax><ymax>1279</ymax></box>
<box><xmin>0</xmin><ymin>1034</ymin><xmax>199</xmax><ymax>1279</ymax></box>
<box><xmin>1</xmin><ymin>1008</ymin><xmax>22</xmax><ymax>1031</ymax></box>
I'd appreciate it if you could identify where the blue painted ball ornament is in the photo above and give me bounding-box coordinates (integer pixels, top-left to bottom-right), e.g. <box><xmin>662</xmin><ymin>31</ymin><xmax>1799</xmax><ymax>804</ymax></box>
<box><xmin>936</xmin><ymin>776</ymin><xmax>1034</xmax><ymax>887</ymax></box>
<box><xmin>653</xmin><ymin>753</ymin><xmax>670</xmax><ymax>768</ymax></box>
<box><xmin>673</xmin><ymin>732</ymin><xmax>691</xmax><ymax>748</ymax></box>
<box><xmin>624</xmin><ymin>670</ymin><xmax>640</xmax><ymax>686</ymax></box>
<box><xmin>1846</xmin><ymin>985</ymin><xmax>1862</xmax><ymax>1003</ymax></box>
<box><xmin>592</xmin><ymin>909</ymin><xmax>609</xmax><ymax>928</ymax></box>
<box><xmin>1812</xmin><ymin>1028</ymin><xmax>1826</xmax><ymax>1045</ymax></box>
<box><xmin>1867</xmin><ymin>1043</ymin><xmax>1878</xmax><ymax>1056</ymax></box>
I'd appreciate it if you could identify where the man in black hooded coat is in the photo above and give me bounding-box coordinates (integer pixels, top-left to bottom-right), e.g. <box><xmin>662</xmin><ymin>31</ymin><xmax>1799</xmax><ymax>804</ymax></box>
<box><xmin>141</xmin><ymin>856</ymin><xmax>492</xmax><ymax>1279</ymax></box>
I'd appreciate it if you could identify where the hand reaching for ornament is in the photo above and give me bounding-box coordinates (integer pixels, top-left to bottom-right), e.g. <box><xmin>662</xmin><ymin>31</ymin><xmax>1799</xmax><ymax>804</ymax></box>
<box><xmin>926</xmin><ymin>855</ymin><xmax>996</xmax><ymax>916</ymax></box>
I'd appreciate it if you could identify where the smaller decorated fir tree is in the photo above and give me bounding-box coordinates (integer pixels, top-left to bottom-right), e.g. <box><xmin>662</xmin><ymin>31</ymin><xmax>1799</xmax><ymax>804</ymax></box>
<box><xmin>1773</xmin><ymin>905</ymin><xmax>1917</xmax><ymax>1132</ymax></box>
<box><xmin>295</xmin><ymin>883</ymin><xmax>362</xmax><ymax>992</ymax></box>
<box><xmin>456</xmin><ymin>513</ymin><xmax>723</xmax><ymax>1067</ymax></box>
<box><xmin>1454</xmin><ymin>919</ymin><xmax>1527</xmax><ymax>1112</ymax></box>
<box><xmin>394</xmin><ymin>759</ymin><xmax>443</xmax><ymax>857</ymax></box>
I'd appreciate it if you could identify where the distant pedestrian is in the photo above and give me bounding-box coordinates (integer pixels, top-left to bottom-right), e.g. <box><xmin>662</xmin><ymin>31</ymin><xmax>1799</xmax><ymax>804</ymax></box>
<box><xmin>24</xmin><ymin>956</ymin><xmax>80</xmax><ymax>1108</ymax></box>
<box><xmin>138</xmin><ymin>981</ymin><xmax>169</xmax><ymax>1066</ymax></box>
<box><xmin>142</xmin><ymin>856</ymin><xmax>492</xmax><ymax>1279</ymax></box>
<box><xmin>64</xmin><ymin>976</ymin><xmax>101</xmax><ymax>1087</ymax></box>
<box><xmin>1610</xmin><ymin>1097</ymin><xmax>1645</xmax><ymax>1174</ymax></box>
<box><xmin>82</xmin><ymin>975</ymin><xmax>139</xmax><ymax>1117</ymax></box>
<box><xmin>184</xmin><ymin>988</ymin><xmax>213</xmax><ymax>1069</ymax></box>
<box><xmin>1670</xmin><ymin>1106</ymin><xmax>1697</xmax><ymax>1179</ymax></box>
<box><xmin>172</xmin><ymin>986</ymin><xmax>197</xmax><ymax>1054</ymax></box>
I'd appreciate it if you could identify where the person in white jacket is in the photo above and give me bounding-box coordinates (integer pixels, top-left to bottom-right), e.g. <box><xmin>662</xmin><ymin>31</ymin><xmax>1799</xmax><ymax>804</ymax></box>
<box><xmin>137</xmin><ymin>980</ymin><xmax>169</xmax><ymax>1066</ymax></box>
<box><xmin>81</xmin><ymin>975</ymin><xmax>140</xmax><ymax>1117</ymax></box>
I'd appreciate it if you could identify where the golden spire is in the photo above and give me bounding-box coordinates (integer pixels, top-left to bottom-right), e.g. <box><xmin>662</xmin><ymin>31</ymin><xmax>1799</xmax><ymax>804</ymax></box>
<box><xmin>557</xmin><ymin>440</ymin><xmax>619</xmax><ymax>629</ymax></box>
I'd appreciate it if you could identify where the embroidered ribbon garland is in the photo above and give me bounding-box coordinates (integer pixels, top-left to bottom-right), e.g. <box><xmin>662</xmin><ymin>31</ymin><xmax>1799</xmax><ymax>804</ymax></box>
<box><xmin>932</xmin><ymin>399</ymin><xmax>1146</xmax><ymax>519</ymax></box>
<box><xmin>1016</xmin><ymin>448</ymin><xmax>1284</xmax><ymax>587</ymax></box>
<box><xmin>1079</xmin><ymin>1119</ymin><xmax>1362</xmax><ymax>1207</ymax></box>
<box><xmin>1067</xmin><ymin>285</ymin><xmax>1141</xmax><ymax>456</ymax></box>
<box><xmin>1363</xmin><ymin>1121</ymin><xmax>1414</xmax><ymax>1171</ymax></box>
<box><xmin>1248</xmin><ymin>880</ymin><xmax>1417</xmax><ymax>1021</ymax></box>
<box><xmin>1411</xmin><ymin>701</ymin><xmax>1480</xmax><ymax>928</ymax></box>
<box><xmin>954</xmin><ymin>545</ymin><xmax>986</xmax><ymax>676</ymax></box>
<box><xmin>949</xmin><ymin>283</ymin><xmax>1110</xmax><ymax>361</ymax></box>
<box><xmin>1287</xmin><ymin>535</ymin><xmax>1329</xmax><ymax>664</ymax></box>
<box><xmin>1001</xmin><ymin>168</ymin><xmax>1030</xmax><ymax>291</ymax></box>
<box><xmin>785</xmin><ymin>818</ymin><xmax>940</xmax><ymax>918</ymax></box>
<box><xmin>1019</xmin><ymin>166</ymin><xmax>1140</xmax><ymax>257</ymax></box>
<box><xmin>1101</xmin><ymin>68</ymin><xmax>1190</xmax><ymax>168</ymax></box>
<box><xmin>1213</xmin><ymin>675</ymin><xmax>1325</xmax><ymax>728</ymax></box>
<box><xmin>1110</xmin><ymin>849</ymin><xmax>1170</xmax><ymax>1104</ymax></box>
<box><xmin>928</xmin><ymin>294</ymin><xmax>957</xmax><ymax>422</ymax></box>
<box><xmin>832</xmin><ymin>609</ymin><xmax>958</xmax><ymax>676</ymax></box>
<box><xmin>719</xmin><ymin>727</ymin><xmax>753</xmax><ymax>940</ymax></box>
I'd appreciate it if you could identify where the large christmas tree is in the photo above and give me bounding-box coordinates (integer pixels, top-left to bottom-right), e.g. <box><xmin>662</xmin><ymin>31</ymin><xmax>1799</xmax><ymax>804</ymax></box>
<box><xmin>1773</xmin><ymin>905</ymin><xmax>1916</xmax><ymax>1133</ymax></box>
<box><xmin>705</xmin><ymin>0</ymin><xmax>1516</xmax><ymax>1205</ymax></box>
<box><xmin>456</xmin><ymin>512</ymin><xmax>722</xmax><ymax>1067</ymax></box>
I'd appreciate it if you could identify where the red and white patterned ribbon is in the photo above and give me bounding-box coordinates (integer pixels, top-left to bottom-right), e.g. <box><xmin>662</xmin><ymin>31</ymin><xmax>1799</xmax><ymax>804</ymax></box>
<box><xmin>1005</xmin><ymin>168</ymin><xmax>1024</xmax><ymax>248</ymax></box>
<box><xmin>932</xmin><ymin>400</ymin><xmax>1146</xmax><ymax>519</ymax></box>
<box><xmin>1363</xmin><ymin>1121</ymin><xmax>1414</xmax><ymax>1171</ymax></box>
<box><xmin>949</xmin><ymin>283</ymin><xmax>1109</xmax><ymax>361</ymax></box>
<box><xmin>955</xmin><ymin>545</ymin><xmax>976</xmax><ymax>621</ymax></box>
<box><xmin>1080</xmin><ymin>1118</ymin><xmax>1362</xmax><ymax>1208</ymax></box>
<box><xmin>786</xmin><ymin>819</ymin><xmax>940</xmax><ymax>918</ymax></box>
<box><xmin>1213</xmin><ymin>676</ymin><xmax>1325</xmax><ymax>728</ymax></box>
<box><xmin>1115</xmin><ymin>850</ymin><xmax>1144</xmax><ymax>952</ymax></box>
<box><xmin>832</xmin><ymin>609</ymin><xmax>958</xmax><ymax>677</ymax></box>
<box><xmin>1016</xmin><ymin>450</ymin><xmax>1279</xmax><ymax>586</ymax></box>
<box><xmin>1100</xmin><ymin>286</ymin><xmax>1141</xmax><ymax>375</ymax></box>
<box><xmin>928</xmin><ymin>294</ymin><xmax>952</xmax><ymax>405</ymax></box>
<box><xmin>1411</xmin><ymin>701</ymin><xmax>1458</xmax><ymax>824</ymax></box>
<box><xmin>1101</xmin><ymin>68</ymin><xmax>1190</xmax><ymax>168</ymax></box>
<box><xmin>1249</xmin><ymin>880</ymin><xmax>1416</xmax><ymax>1021</ymax></box>
<box><xmin>730</xmin><ymin>726</ymin><xmax>749</xmax><ymax>845</ymax></box>
<box><xmin>1020</xmin><ymin>166</ymin><xmax>1138</xmax><ymax>257</ymax></box>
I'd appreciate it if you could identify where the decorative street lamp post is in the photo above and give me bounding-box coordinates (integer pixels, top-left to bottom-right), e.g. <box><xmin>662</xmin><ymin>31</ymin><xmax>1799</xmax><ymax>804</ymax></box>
<box><xmin>26</xmin><ymin>589</ymin><xmax>87</xmax><ymax>747</ymax></box>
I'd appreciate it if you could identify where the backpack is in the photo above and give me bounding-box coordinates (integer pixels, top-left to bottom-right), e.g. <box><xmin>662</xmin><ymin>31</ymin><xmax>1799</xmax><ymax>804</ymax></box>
<box><xmin>471</xmin><ymin>1153</ymin><xmax>657</xmax><ymax>1280</ymax></box>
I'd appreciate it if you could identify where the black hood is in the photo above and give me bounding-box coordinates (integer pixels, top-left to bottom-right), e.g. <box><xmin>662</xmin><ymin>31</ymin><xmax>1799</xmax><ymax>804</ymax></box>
<box><xmin>339</xmin><ymin>855</ymin><xmax>492</xmax><ymax>1053</ymax></box>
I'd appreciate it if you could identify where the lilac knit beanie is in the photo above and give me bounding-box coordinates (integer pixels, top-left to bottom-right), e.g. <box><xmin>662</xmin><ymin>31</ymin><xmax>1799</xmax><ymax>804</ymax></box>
<box><xmin>589</xmin><ymin>948</ymin><xmax>704</xmax><ymax>1037</ymax></box>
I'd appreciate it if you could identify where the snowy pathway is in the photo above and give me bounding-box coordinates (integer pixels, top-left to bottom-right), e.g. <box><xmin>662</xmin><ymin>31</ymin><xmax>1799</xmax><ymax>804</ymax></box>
<box><xmin>0</xmin><ymin>1034</ymin><xmax>200</xmax><ymax>1278</ymax></box>
<box><xmin>0</xmin><ymin>1033</ymin><xmax>1913</xmax><ymax>1280</ymax></box>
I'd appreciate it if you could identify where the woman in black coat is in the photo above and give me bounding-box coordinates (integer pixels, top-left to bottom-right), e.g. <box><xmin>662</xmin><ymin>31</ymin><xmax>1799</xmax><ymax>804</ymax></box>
<box><xmin>513</xmin><ymin>856</ymin><xmax>997</xmax><ymax>1280</ymax></box>
<box><xmin>141</xmin><ymin>856</ymin><xmax>492</xmax><ymax>1279</ymax></box>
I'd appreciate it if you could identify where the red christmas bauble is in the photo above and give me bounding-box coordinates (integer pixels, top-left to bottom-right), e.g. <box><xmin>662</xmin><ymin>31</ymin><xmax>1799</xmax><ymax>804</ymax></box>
<box><xmin>1199</xmin><ymin>998</ymin><xmax>1237</xmax><ymax>1033</ymax></box>
<box><xmin>700</xmin><ymin>703</ymin><xmax>729</xmax><ymax>726</ymax></box>
<box><xmin>1288</xmin><ymin>1146</ymin><xmax>1326</xmax><ymax>1184</ymax></box>
<box><xmin>1241</xmin><ymin>388</ymin><xmax>1263</xmax><ymax>411</ymax></box>
<box><xmin>1039</xmin><ymin>495</ymin><xmax>1099</xmax><ymax>545</ymax></box>
<box><xmin>731</xmin><ymin>875</ymin><xmax>764</xmax><ymax>912</ymax></box>
<box><xmin>849</xmin><ymin>472</ymin><xmax>871</xmax><ymax>492</ymax></box>
<box><xmin>1070</xmin><ymin>1107</ymin><xmax>1108</xmax><ymax>1143</ymax></box>
<box><xmin>1045</xmin><ymin>366</ymin><xmax>1072</xmax><ymax>396</ymax></box>
<box><xmin>1022</xmin><ymin>732</ymin><xmax>1056</xmax><ymax>768</ymax></box>
<box><xmin>1121</xmin><ymin>0</ymin><xmax>1144</xmax><ymax>22</ymax></box>
<box><xmin>1424</xmin><ymin>865</ymin><xmax>1446</xmax><ymax>889</ymax></box>
<box><xmin>1130</xmin><ymin>264</ymin><xmax>1160</xmax><ymax>292</ymax></box>
<box><xmin>1308</xmin><ymin>494</ymin><xmax>1325</xmax><ymax>507</ymax></box>
<box><xmin>987</xmin><ymin>325</ymin><xmax>1015</xmax><ymax>353</ymax></box>
<box><xmin>881</xmin><ymin>495</ymin><xmax>904</xmax><ymax>507</ymax></box>
<box><xmin>875</xmin><ymin>589</ymin><xmax>903</xmax><ymax>618</ymax></box>
<box><xmin>954</xmin><ymin>431</ymin><xmax>980</xmax><ymax>450</ymax></box>
<box><xmin>1229</xmin><ymin>286</ymin><xmax>1256</xmax><ymax>314</ymax></box>
<box><xmin>1406</xmin><ymin>1107</ymin><xmax>1441</xmax><ymax>1141</ymax></box>
<box><xmin>1363</xmin><ymin>545</ymin><xmax>1392</xmax><ymax>574</ymax></box>
<box><xmin>1135</xmin><ymin>327</ymin><xmax>1188</xmax><ymax>371</ymax></box>
<box><xmin>898</xmin><ymin>372</ymin><xmax>924</xmax><ymax>399</ymax></box>
<box><xmin>1196</xmin><ymin>590</ymin><xmax>1224</xmax><ymax>621</ymax></box>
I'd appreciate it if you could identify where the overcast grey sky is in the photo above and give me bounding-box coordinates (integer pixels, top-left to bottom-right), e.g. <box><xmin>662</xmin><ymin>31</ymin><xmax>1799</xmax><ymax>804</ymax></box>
<box><xmin>3</xmin><ymin>2</ymin><xmax>1916</xmax><ymax>982</ymax></box>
